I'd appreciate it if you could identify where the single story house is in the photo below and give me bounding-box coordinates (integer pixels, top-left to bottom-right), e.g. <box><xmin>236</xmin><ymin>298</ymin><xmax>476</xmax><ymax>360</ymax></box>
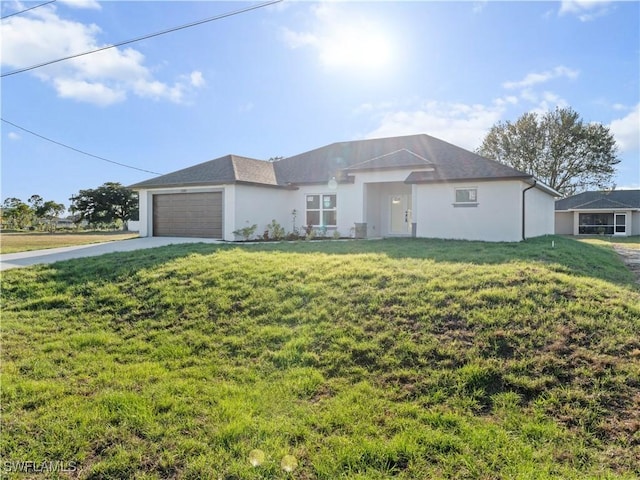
<box><xmin>555</xmin><ymin>190</ymin><xmax>640</xmax><ymax>236</ymax></box>
<box><xmin>130</xmin><ymin>134</ymin><xmax>559</xmax><ymax>242</ymax></box>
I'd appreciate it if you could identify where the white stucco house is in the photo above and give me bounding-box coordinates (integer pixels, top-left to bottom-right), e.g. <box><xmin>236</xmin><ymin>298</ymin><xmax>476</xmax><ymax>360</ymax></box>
<box><xmin>130</xmin><ymin>134</ymin><xmax>559</xmax><ymax>242</ymax></box>
<box><xmin>555</xmin><ymin>190</ymin><xmax>640</xmax><ymax>236</ymax></box>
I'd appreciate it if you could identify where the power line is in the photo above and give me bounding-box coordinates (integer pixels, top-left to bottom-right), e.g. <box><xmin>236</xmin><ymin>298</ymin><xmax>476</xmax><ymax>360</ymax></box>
<box><xmin>1</xmin><ymin>118</ymin><xmax>164</xmax><ymax>176</ymax></box>
<box><xmin>1</xmin><ymin>0</ymin><xmax>283</xmax><ymax>78</ymax></box>
<box><xmin>0</xmin><ymin>0</ymin><xmax>56</xmax><ymax>20</ymax></box>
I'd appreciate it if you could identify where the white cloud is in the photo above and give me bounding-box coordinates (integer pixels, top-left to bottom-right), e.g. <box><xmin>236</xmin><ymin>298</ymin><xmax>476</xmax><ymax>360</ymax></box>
<box><xmin>7</xmin><ymin>132</ymin><xmax>21</xmax><ymax>141</ymax></box>
<box><xmin>189</xmin><ymin>71</ymin><xmax>205</xmax><ymax>88</ymax></box>
<box><xmin>361</xmin><ymin>66</ymin><xmax>576</xmax><ymax>151</ymax></box>
<box><xmin>57</xmin><ymin>0</ymin><xmax>101</xmax><ymax>10</ymax></box>
<box><xmin>0</xmin><ymin>6</ymin><xmax>204</xmax><ymax>106</ymax></box>
<box><xmin>54</xmin><ymin>78</ymin><xmax>126</xmax><ymax>106</ymax></box>
<box><xmin>503</xmin><ymin>66</ymin><xmax>579</xmax><ymax>90</ymax></box>
<box><xmin>363</xmin><ymin>99</ymin><xmax>508</xmax><ymax>150</ymax></box>
<box><xmin>559</xmin><ymin>0</ymin><xmax>612</xmax><ymax>21</ymax></box>
<box><xmin>609</xmin><ymin>103</ymin><xmax>640</xmax><ymax>153</ymax></box>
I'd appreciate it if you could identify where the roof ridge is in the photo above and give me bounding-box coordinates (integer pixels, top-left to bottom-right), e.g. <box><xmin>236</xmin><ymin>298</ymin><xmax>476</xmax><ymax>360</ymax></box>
<box><xmin>574</xmin><ymin>197</ymin><xmax>633</xmax><ymax>209</ymax></box>
<box><xmin>349</xmin><ymin>148</ymin><xmax>432</xmax><ymax>169</ymax></box>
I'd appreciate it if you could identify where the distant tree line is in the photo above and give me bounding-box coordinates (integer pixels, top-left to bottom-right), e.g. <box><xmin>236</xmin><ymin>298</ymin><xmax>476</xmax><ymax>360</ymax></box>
<box><xmin>1</xmin><ymin>195</ymin><xmax>65</xmax><ymax>232</ymax></box>
<box><xmin>1</xmin><ymin>182</ymin><xmax>138</xmax><ymax>232</ymax></box>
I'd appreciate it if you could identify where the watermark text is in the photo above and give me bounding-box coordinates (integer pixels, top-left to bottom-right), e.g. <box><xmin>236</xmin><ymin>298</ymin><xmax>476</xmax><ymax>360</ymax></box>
<box><xmin>2</xmin><ymin>461</ymin><xmax>77</xmax><ymax>474</ymax></box>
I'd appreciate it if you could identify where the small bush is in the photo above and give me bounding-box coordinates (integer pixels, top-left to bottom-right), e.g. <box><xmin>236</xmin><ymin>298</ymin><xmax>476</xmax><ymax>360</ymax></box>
<box><xmin>232</xmin><ymin>222</ymin><xmax>257</xmax><ymax>241</ymax></box>
<box><xmin>267</xmin><ymin>220</ymin><xmax>285</xmax><ymax>241</ymax></box>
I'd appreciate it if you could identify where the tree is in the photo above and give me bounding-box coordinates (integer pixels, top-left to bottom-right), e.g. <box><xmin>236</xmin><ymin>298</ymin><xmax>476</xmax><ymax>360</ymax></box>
<box><xmin>39</xmin><ymin>201</ymin><xmax>66</xmax><ymax>232</ymax></box>
<box><xmin>2</xmin><ymin>197</ymin><xmax>33</xmax><ymax>229</ymax></box>
<box><xmin>69</xmin><ymin>182</ymin><xmax>138</xmax><ymax>230</ymax></box>
<box><xmin>477</xmin><ymin>107</ymin><xmax>620</xmax><ymax>197</ymax></box>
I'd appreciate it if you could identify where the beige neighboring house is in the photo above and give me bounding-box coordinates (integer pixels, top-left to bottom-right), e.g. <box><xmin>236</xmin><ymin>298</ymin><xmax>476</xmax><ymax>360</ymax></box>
<box><xmin>130</xmin><ymin>134</ymin><xmax>559</xmax><ymax>242</ymax></box>
<box><xmin>555</xmin><ymin>190</ymin><xmax>640</xmax><ymax>236</ymax></box>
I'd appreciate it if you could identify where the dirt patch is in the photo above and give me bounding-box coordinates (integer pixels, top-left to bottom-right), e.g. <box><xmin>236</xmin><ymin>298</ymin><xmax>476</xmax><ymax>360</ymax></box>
<box><xmin>613</xmin><ymin>244</ymin><xmax>640</xmax><ymax>285</ymax></box>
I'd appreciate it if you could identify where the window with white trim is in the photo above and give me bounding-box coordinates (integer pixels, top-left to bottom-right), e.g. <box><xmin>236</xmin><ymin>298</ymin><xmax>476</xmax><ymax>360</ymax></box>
<box><xmin>306</xmin><ymin>194</ymin><xmax>337</xmax><ymax>226</ymax></box>
<box><xmin>454</xmin><ymin>188</ymin><xmax>478</xmax><ymax>206</ymax></box>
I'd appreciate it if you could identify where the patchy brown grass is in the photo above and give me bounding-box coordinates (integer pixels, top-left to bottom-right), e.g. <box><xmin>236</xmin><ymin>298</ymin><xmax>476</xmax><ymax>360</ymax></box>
<box><xmin>0</xmin><ymin>231</ymin><xmax>139</xmax><ymax>254</ymax></box>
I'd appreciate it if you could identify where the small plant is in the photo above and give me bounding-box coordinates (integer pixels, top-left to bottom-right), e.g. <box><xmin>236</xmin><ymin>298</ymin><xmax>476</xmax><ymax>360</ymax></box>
<box><xmin>291</xmin><ymin>209</ymin><xmax>299</xmax><ymax>237</ymax></box>
<box><xmin>232</xmin><ymin>222</ymin><xmax>257</xmax><ymax>241</ymax></box>
<box><xmin>317</xmin><ymin>225</ymin><xmax>327</xmax><ymax>238</ymax></box>
<box><xmin>262</xmin><ymin>230</ymin><xmax>269</xmax><ymax>241</ymax></box>
<box><xmin>267</xmin><ymin>220</ymin><xmax>285</xmax><ymax>240</ymax></box>
<box><xmin>332</xmin><ymin>230</ymin><xmax>341</xmax><ymax>240</ymax></box>
<box><xmin>303</xmin><ymin>224</ymin><xmax>314</xmax><ymax>241</ymax></box>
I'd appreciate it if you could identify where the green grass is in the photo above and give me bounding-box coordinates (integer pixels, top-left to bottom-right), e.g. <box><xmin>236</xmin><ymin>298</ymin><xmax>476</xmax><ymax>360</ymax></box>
<box><xmin>2</xmin><ymin>236</ymin><xmax>639</xmax><ymax>479</ymax></box>
<box><xmin>0</xmin><ymin>232</ymin><xmax>139</xmax><ymax>254</ymax></box>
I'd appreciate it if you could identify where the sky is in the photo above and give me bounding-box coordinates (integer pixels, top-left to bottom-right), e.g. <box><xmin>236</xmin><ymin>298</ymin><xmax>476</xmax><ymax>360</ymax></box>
<box><xmin>1</xmin><ymin>0</ymin><xmax>639</xmax><ymax>213</ymax></box>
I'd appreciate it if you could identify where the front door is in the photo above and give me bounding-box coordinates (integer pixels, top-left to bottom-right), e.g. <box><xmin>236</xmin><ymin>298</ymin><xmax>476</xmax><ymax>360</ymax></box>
<box><xmin>390</xmin><ymin>194</ymin><xmax>412</xmax><ymax>235</ymax></box>
<box><xmin>614</xmin><ymin>213</ymin><xmax>627</xmax><ymax>235</ymax></box>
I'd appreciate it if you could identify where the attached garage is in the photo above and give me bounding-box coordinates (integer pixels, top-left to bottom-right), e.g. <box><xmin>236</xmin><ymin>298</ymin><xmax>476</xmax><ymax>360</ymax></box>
<box><xmin>153</xmin><ymin>192</ymin><xmax>222</xmax><ymax>238</ymax></box>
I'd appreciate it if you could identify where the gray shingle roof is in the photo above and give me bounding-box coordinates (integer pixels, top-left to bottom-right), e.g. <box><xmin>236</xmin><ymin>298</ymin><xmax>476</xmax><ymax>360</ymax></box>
<box><xmin>131</xmin><ymin>134</ymin><xmax>535</xmax><ymax>189</ymax></box>
<box><xmin>346</xmin><ymin>148</ymin><xmax>433</xmax><ymax>171</ymax></box>
<box><xmin>274</xmin><ymin>134</ymin><xmax>530</xmax><ymax>185</ymax></box>
<box><xmin>130</xmin><ymin>155</ymin><xmax>279</xmax><ymax>189</ymax></box>
<box><xmin>555</xmin><ymin>190</ymin><xmax>640</xmax><ymax>210</ymax></box>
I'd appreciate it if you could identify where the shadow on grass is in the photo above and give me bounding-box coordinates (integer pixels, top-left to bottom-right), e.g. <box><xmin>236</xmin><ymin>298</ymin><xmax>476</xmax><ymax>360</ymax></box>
<box><xmin>8</xmin><ymin>235</ymin><xmax>636</xmax><ymax>289</ymax></box>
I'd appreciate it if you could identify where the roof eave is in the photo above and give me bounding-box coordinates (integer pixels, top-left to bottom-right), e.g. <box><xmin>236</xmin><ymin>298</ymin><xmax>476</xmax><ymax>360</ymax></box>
<box><xmin>560</xmin><ymin>207</ymin><xmax>639</xmax><ymax>212</ymax></box>
<box><xmin>405</xmin><ymin>174</ymin><xmax>532</xmax><ymax>185</ymax></box>
<box><xmin>524</xmin><ymin>178</ymin><xmax>562</xmax><ymax>197</ymax></box>
<box><xmin>130</xmin><ymin>180</ymin><xmax>234</xmax><ymax>190</ymax></box>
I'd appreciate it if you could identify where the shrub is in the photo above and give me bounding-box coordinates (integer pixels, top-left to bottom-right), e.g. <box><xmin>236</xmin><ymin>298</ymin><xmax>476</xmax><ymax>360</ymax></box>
<box><xmin>267</xmin><ymin>220</ymin><xmax>285</xmax><ymax>241</ymax></box>
<box><xmin>232</xmin><ymin>222</ymin><xmax>257</xmax><ymax>241</ymax></box>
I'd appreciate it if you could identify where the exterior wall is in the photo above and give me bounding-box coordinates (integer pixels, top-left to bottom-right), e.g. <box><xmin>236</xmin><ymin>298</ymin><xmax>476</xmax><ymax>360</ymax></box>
<box><xmin>554</xmin><ymin>212</ymin><xmax>574</xmax><ymax>235</ymax></box>
<box><xmin>136</xmin><ymin>185</ymin><xmax>230</xmax><ymax>238</ymax></box>
<box><xmin>524</xmin><ymin>185</ymin><xmax>555</xmax><ymax>238</ymax></box>
<box><xmin>232</xmin><ymin>184</ymin><xmax>295</xmax><ymax>241</ymax></box>
<box><xmin>633</xmin><ymin>212</ymin><xmax>640</xmax><ymax>236</ymax></box>
<box><xmin>136</xmin><ymin>175</ymin><xmax>558</xmax><ymax>243</ymax></box>
<box><xmin>293</xmin><ymin>184</ymin><xmax>360</xmax><ymax>237</ymax></box>
<box><xmin>414</xmin><ymin>180</ymin><xmax>524</xmax><ymax>242</ymax></box>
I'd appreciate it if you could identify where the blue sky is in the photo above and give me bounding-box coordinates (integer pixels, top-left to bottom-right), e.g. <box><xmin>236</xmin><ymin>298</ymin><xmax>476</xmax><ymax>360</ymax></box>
<box><xmin>2</xmin><ymin>0</ymin><xmax>638</xmax><ymax>212</ymax></box>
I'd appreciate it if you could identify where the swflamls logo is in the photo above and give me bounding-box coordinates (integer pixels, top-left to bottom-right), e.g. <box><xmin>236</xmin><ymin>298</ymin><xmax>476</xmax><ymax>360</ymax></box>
<box><xmin>2</xmin><ymin>461</ymin><xmax>78</xmax><ymax>473</ymax></box>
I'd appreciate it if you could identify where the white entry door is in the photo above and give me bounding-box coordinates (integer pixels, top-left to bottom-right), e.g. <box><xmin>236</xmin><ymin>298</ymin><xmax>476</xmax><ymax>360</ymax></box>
<box><xmin>614</xmin><ymin>213</ymin><xmax>627</xmax><ymax>235</ymax></box>
<box><xmin>390</xmin><ymin>194</ymin><xmax>412</xmax><ymax>235</ymax></box>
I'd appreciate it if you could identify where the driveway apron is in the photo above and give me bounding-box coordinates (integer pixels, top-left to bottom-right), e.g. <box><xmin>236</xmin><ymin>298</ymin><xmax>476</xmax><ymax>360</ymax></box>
<box><xmin>0</xmin><ymin>237</ymin><xmax>221</xmax><ymax>271</ymax></box>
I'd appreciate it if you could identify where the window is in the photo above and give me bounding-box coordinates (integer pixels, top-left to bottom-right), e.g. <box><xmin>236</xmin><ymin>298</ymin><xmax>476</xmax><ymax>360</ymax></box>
<box><xmin>454</xmin><ymin>188</ymin><xmax>478</xmax><ymax>206</ymax></box>
<box><xmin>578</xmin><ymin>213</ymin><xmax>614</xmax><ymax>235</ymax></box>
<box><xmin>306</xmin><ymin>194</ymin><xmax>337</xmax><ymax>226</ymax></box>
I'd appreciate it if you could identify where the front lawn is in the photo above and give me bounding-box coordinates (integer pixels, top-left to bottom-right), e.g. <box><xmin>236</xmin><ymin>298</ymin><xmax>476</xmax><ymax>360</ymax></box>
<box><xmin>0</xmin><ymin>232</ymin><xmax>139</xmax><ymax>254</ymax></box>
<box><xmin>2</xmin><ymin>236</ymin><xmax>639</xmax><ymax>479</ymax></box>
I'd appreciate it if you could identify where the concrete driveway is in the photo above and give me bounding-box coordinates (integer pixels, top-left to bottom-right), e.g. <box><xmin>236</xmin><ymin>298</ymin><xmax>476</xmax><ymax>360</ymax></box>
<box><xmin>0</xmin><ymin>237</ymin><xmax>222</xmax><ymax>271</ymax></box>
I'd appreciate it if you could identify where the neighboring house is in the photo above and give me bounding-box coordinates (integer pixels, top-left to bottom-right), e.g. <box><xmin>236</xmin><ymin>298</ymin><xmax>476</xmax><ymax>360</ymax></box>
<box><xmin>130</xmin><ymin>134</ymin><xmax>559</xmax><ymax>242</ymax></box>
<box><xmin>555</xmin><ymin>190</ymin><xmax>640</xmax><ymax>236</ymax></box>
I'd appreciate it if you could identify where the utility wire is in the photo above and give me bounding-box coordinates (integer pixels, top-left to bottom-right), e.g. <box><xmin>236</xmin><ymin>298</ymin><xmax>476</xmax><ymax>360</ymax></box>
<box><xmin>1</xmin><ymin>118</ymin><xmax>164</xmax><ymax>176</ymax></box>
<box><xmin>1</xmin><ymin>0</ymin><xmax>283</xmax><ymax>78</ymax></box>
<box><xmin>0</xmin><ymin>0</ymin><xmax>56</xmax><ymax>20</ymax></box>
